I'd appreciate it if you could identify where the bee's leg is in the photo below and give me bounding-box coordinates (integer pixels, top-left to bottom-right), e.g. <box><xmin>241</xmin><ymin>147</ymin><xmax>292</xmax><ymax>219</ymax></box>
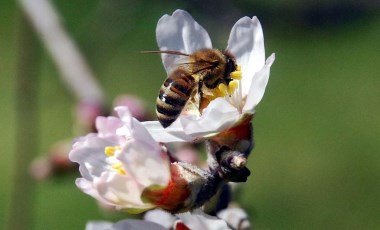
<box><xmin>199</xmin><ymin>80</ymin><xmax>212</xmax><ymax>112</ymax></box>
<box><xmin>198</xmin><ymin>79</ymin><xmax>204</xmax><ymax>102</ymax></box>
<box><xmin>185</xmin><ymin>80</ymin><xmax>201</xmax><ymax>112</ymax></box>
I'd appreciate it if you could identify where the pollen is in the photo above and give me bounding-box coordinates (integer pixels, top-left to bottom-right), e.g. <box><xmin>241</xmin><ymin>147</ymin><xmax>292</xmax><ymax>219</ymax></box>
<box><xmin>104</xmin><ymin>146</ymin><xmax>121</xmax><ymax>157</ymax></box>
<box><xmin>227</xmin><ymin>80</ymin><xmax>239</xmax><ymax>95</ymax></box>
<box><xmin>230</xmin><ymin>65</ymin><xmax>242</xmax><ymax>80</ymax></box>
<box><xmin>205</xmin><ymin>80</ymin><xmax>238</xmax><ymax>102</ymax></box>
<box><xmin>112</xmin><ymin>162</ymin><xmax>126</xmax><ymax>175</ymax></box>
<box><xmin>218</xmin><ymin>83</ymin><xmax>228</xmax><ymax>96</ymax></box>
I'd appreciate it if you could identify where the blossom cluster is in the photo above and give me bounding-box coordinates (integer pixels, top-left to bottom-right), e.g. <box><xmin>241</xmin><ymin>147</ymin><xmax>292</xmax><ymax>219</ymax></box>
<box><xmin>69</xmin><ymin>9</ymin><xmax>274</xmax><ymax>230</ymax></box>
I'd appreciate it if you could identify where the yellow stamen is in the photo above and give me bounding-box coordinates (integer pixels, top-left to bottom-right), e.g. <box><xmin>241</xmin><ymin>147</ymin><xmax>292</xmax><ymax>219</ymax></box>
<box><xmin>204</xmin><ymin>79</ymin><xmax>239</xmax><ymax>102</ymax></box>
<box><xmin>228</xmin><ymin>80</ymin><xmax>239</xmax><ymax>95</ymax></box>
<box><xmin>104</xmin><ymin>146</ymin><xmax>121</xmax><ymax>157</ymax></box>
<box><xmin>230</xmin><ymin>70</ymin><xmax>242</xmax><ymax>80</ymax></box>
<box><xmin>112</xmin><ymin>162</ymin><xmax>126</xmax><ymax>175</ymax></box>
<box><xmin>218</xmin><ymin>83</ymin><xmax>228</xmax><ymax>97</ymax></box>
<box><xmin>230</xmin><ymin>65</ymin><xmax>242</xmax><ymax>80</ymax></box>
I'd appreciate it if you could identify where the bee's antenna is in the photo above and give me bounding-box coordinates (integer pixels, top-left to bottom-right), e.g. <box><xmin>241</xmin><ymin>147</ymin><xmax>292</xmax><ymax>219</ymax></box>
<box><xmin>141</xmin><ymin>50</ymin><xmax>190</xmax><ymax>56</ymax></box>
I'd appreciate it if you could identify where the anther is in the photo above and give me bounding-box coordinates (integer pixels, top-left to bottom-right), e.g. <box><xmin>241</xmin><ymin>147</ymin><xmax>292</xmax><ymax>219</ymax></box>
<box><xmin>218</xmin><ymin>83</ymin><xmax>228</xmax><ymax>96</ymax></box>
<box><xmin>112</xmin><ymin>162</ymin><xmax>126</xmax><ymax>175</ymax></box>
<box><xmin>105</xmin><ymin>146</ymin><xmax>116</xmax><ymax>156</ymax></box>
<box><xmin>104</xmin><ymin>146</ymin><xmax>121</xmax><ymax>157</ymax></box>
<box><xmin>230</xmin><ymin>71</ymin><xmax>242</xmax><ymax>80</ymax></box>
<box><xmin>230</xmin><ymin>65</ymin><xmax>242</xmax><ymax>80</ymax></box>
<box><xmin>227</xmin><ymin>80</ymin><xmax>238</xmax><ymax>95</ymax></box>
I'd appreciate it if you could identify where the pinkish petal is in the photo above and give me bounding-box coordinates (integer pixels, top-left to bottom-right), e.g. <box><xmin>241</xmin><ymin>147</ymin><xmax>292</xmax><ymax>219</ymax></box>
<box><xmin>70</xmin><ymin>135</ymin><xmax>119</xmax><ymax>180</ymax></box>
<box><xmin>95</xmin><ymin>116</ymin><xmax>123</xmax><ymax>136</ymax></box>
<box><xmin>95</xmin><ymin>172</ymin><xmax>153</xmax><ymax>210</ymax></box>
<box><xmin>115</xmin><ymin>106</ymin><xmax>158</xmax><ymax>150</ymax></box>
<box><xmin>117</xmin><ymin>140</ymin><xmax>170</xmax><ymax>187</ymax></box>
<box><xmin>112</xmin><ymin>95</ymin><xmax>148</xmax><ymax>121</ymax></box>
<box><xmin>75</xmin><ymin>178</ymin><xmax>115</xmax><ymax>207</ymax></box>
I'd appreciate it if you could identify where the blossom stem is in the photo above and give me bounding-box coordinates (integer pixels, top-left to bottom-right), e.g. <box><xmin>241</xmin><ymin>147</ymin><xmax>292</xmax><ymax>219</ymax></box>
<box><xmin>206</xmin><ymin>116</ymin><xmax>254</xmax><ymax>182</ymax></box>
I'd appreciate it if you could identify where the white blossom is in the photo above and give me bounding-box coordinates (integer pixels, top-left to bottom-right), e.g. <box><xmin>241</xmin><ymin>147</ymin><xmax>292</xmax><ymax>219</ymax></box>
<box><xmin>69</xmin><ymin>106</ymin><xmax>170</xmax><ymax>213</ymax></box>
<box><xmin>144</xmin><ymin>9</ymin><xmax>275</xmax><ymax>142</ymax></box>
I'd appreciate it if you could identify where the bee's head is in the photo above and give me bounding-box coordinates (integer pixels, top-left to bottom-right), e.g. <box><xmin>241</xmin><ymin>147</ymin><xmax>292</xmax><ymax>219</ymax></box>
<box><xmin>224</xmin><ymin>52</ymin><xmax>237</xmax><ymax>84</ymax></box>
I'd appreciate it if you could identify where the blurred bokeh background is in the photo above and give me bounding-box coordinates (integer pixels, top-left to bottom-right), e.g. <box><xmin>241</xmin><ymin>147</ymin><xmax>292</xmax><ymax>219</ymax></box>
<box><xmin>1</xmin><ymin>0</ymin><xmax>379</xmax><ymax>229</ymax></box>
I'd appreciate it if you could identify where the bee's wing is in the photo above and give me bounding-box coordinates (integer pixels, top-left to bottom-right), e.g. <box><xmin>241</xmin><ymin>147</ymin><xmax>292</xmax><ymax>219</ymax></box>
<box><xmin>142</xmin><ymin>50</ymin><xmax>191</xmax><ymax>76</ymax></box>
<box><xmin>166</xmin><ymin>56</ymin><xmax>192</xmax><ymax>76</ymax></box>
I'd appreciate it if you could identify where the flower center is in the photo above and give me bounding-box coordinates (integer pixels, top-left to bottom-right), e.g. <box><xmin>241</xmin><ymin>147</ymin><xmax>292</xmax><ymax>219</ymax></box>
<box><xmin>104</xmin><ymin>146</ymin><xmax>121</xmax><ymax>156</ymax></box>
<box><xmin>111</xmin><ymin>162</ymin><xmax>126</xmax><ymax>175</ymax></box>
<box><xmin>204</xmin><ymin>65</ymin><xmax>242</xmax><ymax>101</ymax></box>
<box><xmin>104</xmin><ymin>145</ymin><xmax>126</xmax><ymax>175</ymax></box>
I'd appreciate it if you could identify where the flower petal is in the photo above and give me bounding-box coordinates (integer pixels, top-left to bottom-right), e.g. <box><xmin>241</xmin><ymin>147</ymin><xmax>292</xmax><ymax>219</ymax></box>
<box><xmin>76</xmin><ymin>178</ymin><xmax>94</xmax><ymax>194</ymax></box>
<box><xmin>226</xmin><ymin>16</ymin><xmax>265</xmax><ymax>95</ymax></box>
<box><xmin>176</xmin><ymin>209</ymin><xmax>230</xmax><ymax>230</ymax></box>
<box><xmin>75</xmin><ymin>178</ymin><xmax>115</xmax><ymax>207</ymax></box>
<box><xmin>144</xmin><ymin>209</ymin><xmax>177</xmax><ymax>229</ymax></box>
<box><xmin>143</xmin><ymin>99</ymin><xmax>240</xmax><ymax>143</ymax></box>
<box><xmin>156</xmin><ymin>9</ymin><xmax>212</xmax><ymax>74</ymax></box>
<box><xmin>71</xmin><ymin>105</ymin><xmax>174</xmax><ymax>212</ymax></box>
<box><xmin>217</xmin><ymin>207</ymin><xmax>251</xmax><ymax>230</ymax></box>
<box><xmin>114</xmin><ymin>106</ymin><xmax>133</xmax><ymax>137</ymax></box>
<box><xmin>117</xmin><ymin>139</ymin><xmax>170</xmax><ymax>187</ymax></box>
<box><xmin>95</xmin><ymin>116</ymin><xmax>123</xmax><ymax>137</ymax></box>
<box><xmin>70</xmin><ymin>135</ymin><xmax>119</xmax><ymax>180</ymax></box>
<box><xmin>243</xmin><ymin>53</ymin><xmax>275</xmax><ymax>113</ymax></box>
<box><xmin>85</xmin><ymin>221</ymin><xmax>113</xmax><ymax>230</ymax></box>
<box><xmin>114</xmin><ymin>106</ymin><xmax>132</xmax><ymax>126</ymax></box>
<box><xmin>179</xmin><ymin>98</ymin><xmax>240</xmax><ymax>137</ymax></box>
<box><xmin>95</xmin><ymin>172</ymin><xmax>153</xmax><ymax>210</ymax></box>
<box><xmin>85</xmin><ymin>219</ymin><xmax>167</xmax><ymax>230</ymax></box>
<box><xmin>112</xmin><ymin>220</ymin><xmax>167</xmax><ymax>230</ymax></box>
<box><xmin>142</xmin><ymin>121</ymin><xmax>194</xmax><ymax>143</ymax></box>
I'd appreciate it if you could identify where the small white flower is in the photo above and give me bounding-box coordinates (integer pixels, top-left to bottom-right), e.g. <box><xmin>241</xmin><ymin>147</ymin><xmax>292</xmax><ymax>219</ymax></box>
<box><xmin>143</xmin><ymin>9</ymin><xmax>275</xmax><ymax>142</ymax></box>
<box><xmin>176</xmin><ymin>209</ymin><xmax>231</xmax><ymax>230</ymax></box>
<box><xmin>144</xmin><ymin>209</ymin><xmax>177</xmax><ymax>229</ymax></box>
<box><xmin>85</xmin><ymin>219</ymin><xmax>166</xmax><ymax>230</ymax></box>
<box><xmin>85</xmin><ymin>208</ymin><xmax>236</xmax><ymax>230</ymax></box>
<box><xmin>217</xmin><ymin>207</ymin><xmax>251</xmax><ymax>230</ymax></box>
<box><xmin>69</xmin><ymin>106</ymin><xmax>171</xmax><ymax>213</ymax></box>
<box><xmin>144</xmin><ymin>208</ymin><xmax>232</xmax><ymax>230</ymax></box>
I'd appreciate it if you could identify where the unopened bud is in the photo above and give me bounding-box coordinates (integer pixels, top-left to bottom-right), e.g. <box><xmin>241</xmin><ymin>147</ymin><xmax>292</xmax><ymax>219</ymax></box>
<box><xmin>112</xmin><ymin>95</ymin><xmax>150</xmax><ymax>121</ymax></box>
<box><xmin>230</xmin><ymin>154</ymin><xmax>247</xmax><ymax>170</ymax></box>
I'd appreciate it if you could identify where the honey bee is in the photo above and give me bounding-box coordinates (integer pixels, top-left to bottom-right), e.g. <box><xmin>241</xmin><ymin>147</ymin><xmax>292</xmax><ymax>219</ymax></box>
<box><xmin>154</xmin><ymin>48</ymin><xmax>240</xmax><ymax>128</ymax></box>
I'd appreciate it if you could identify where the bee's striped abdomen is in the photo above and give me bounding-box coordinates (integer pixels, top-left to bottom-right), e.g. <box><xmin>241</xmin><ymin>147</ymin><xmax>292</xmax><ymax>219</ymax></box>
<box><xmin>156</xmin><ymin>69</ymin><xmax>196</xmax><ymax>128</ymax></box>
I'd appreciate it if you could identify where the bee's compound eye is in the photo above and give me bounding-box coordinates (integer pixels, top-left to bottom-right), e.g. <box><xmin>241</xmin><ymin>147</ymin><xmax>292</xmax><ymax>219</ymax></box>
<box><xmin>226</xmin><ymin>58</ymin><xmax>236</xmax><ymax>75</ymax></box>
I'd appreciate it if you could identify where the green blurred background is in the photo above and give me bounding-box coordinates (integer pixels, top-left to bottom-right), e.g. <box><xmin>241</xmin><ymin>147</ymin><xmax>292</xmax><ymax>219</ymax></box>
<box><xmin>1</xmin><ymin>0</ymin><xmax>379</xmax><ymax>229</ymax></box>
